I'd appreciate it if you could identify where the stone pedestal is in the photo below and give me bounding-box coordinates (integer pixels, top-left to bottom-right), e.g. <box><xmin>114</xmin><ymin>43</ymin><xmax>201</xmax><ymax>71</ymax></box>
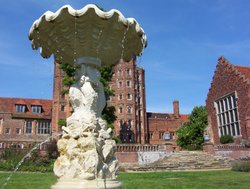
<box><xmin>29</xmin><ymin>5</ymin><xmax>146</xmax><ymax>189</ymax></box>
<box><xmin>51</xmin><ymin>179</ymin><xmax>122</xmax><ymax>189</ymax></box>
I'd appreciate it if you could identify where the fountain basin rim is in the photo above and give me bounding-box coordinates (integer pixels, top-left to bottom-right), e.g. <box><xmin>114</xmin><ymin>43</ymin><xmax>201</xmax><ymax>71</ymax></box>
<box><xmin>51</xmin><ymin>178</ymin><xmax>122</xmax><ymax>189</ymax></box>
<box><xmin>29</xmin><ymin>3</ymin><xmax>147</xmax><ymax>66</ymax></box>
<box><xmin>29</xmin><ymin>4</ymin><xmax>146</xmax><ymax>40</ymax></box>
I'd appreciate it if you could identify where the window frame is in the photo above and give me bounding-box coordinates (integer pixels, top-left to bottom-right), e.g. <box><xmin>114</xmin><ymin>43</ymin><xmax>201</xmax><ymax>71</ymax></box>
<box><xmin>126</xmin><ymin>80</ymin><xmax>131</xmax><ymax>88</ymax></box>
<box><xmin>31</xmin><ymin>105</ymin><xmax>42</xmax><ymax>114</ymax></box>
<box><xmin>15</xmin><ymin>104</ymin><xmax>26</xmax><ymax>113</ymax></box>
<box><xmin>37</xmin><ymin>121</ymin><xmax>51</xmax><ymax>134</ymax></box>
<box><xmin>159</xmin><ymin>131</ymin><xmax>165</xmax><ymax>140</ymax></box>
<box><xmin>214</xmin><ymin>92</ymin><xmax>241</xmax><ymax>137</ymax></box>
<box><xmin>16</xmin><ymin>128</ymin><xmax>21</xmax><ymax>135</ymax></box>
<box><xmin>5</xmin><ymin>128</ymin><xmax>10</xmax><ymax>135</ymax></box>
<box><xmin>25</xmin><ymin>120</ymin><xmax>32</xmax><ymax>134</ymax></box>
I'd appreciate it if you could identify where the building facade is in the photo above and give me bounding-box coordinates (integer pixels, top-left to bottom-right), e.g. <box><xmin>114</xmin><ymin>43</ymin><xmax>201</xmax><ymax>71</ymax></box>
<box><xmin>206</xmin><ymin>57</ymin><xmax>250</xmax><ymax>145</ymax></box>
<box><xmin>51</xmin><ymin>62</ymin><xmax>71</xmax><ymax>135</ymax></box>
<box><xmin>52</xmin><ymin>59</ymin><xmax>148</xmax><ymax>144</ymax></box>
<box><xmin>0</xmin><ymin>60</ymin><xmax>187</xmax><ymax>147</ymax></box>
<box><xmin>108</xmin><ymin>59</ymin><xmax>147</xmax><ymax>144</ymax></box>
<box><xmin>0</xmin><ymin>97</ymin><xmax>52</xmax><ymax>149</ymax></box>
<box><xmin>147</xmin><ymin>100</ymin><xmax>189</xmax><ymax>146</ymax></box>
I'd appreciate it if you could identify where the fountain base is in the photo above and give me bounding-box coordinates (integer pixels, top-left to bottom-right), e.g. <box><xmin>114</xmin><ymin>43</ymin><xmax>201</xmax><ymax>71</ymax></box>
<box><xmin>51</xmin><ymin>179</ymin><xmax>122</xmax><ymax>189</ymax></box>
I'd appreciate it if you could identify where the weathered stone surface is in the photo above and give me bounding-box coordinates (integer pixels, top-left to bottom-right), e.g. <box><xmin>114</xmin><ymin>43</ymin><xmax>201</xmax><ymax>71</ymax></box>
<box><xmin>53</xmin><ymin>58</ymin><xmax>119</xmax><ymax>183</ymax></box>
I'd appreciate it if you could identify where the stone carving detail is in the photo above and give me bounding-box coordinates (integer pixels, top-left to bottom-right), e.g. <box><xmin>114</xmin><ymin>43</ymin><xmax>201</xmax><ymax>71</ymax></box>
<box><xmin>54</xmin><ymin>58</ymin><xmax>119</xmax><ymax>181</ymax></box>
<box><xmin>29</xmin><ymin>4</ymin><xmax>147</xmax><ymax>188</ymax></box>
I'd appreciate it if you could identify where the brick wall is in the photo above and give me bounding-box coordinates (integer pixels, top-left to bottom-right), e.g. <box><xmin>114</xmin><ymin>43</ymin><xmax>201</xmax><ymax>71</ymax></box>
<box><xmin>206</xmin><ymin>57</ymin><xmax>250</xmax><ymax>144</ymax></box>
<box><xmin>147</xmin><ymin>101</ymin><xmax>189</xmax><ymax>146</ymax></box>
<box><xmin>107</xmin><ymin>59</ymin><xmax>147</xmax><ymax>144</ymax></box>
<box><xmin>0</xmin><ymin>98</ymin><xmax>52</xmax><ymax>149</ymax></box>
<box><xmin>115</xmin><ymin>144</ymin><xmax>172</xmax><ymax>166</ymax></box>
<box><xmin>204</xmin><ymin>143</ymin><xmax>250</xmax><ymax>159</ymax></box>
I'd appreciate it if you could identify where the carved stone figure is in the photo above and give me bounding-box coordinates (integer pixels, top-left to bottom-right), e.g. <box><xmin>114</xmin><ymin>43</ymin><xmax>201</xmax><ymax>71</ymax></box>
<box><xmin>29</xmin><ymin>4</ymin><xmax>146</xmax><ymax>189</ymax></box>
<box><xmin>54</xmin><ymin>58</ymin><xmax>119</xmax><ymax>183</ymax></box>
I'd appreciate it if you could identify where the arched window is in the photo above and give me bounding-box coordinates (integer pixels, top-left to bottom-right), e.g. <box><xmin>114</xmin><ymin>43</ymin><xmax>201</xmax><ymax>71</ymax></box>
<box><xmin>119</xmin><ymin>106</ymin><xmax>123</xmax><ymax>114</ymax></box>
<box><xmin>127</xmin><ymin>106</ymin><xmax>132</xmax><ymax>114</ymax></box>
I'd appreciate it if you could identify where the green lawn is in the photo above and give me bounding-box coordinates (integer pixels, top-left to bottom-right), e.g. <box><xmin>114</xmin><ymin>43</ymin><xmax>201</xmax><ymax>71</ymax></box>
<box><xmin>0</xmin><ymin>170</ymin><xmax>249</xmax><ymax>189</ymax></box>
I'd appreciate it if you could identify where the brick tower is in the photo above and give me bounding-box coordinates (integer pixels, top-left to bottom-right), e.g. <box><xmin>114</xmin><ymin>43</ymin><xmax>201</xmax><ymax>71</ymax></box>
<box><xmin>108</xmin><ymin>59</ymin><xmax>148</xmax><ymax>144</ymax></box>
<box><xmin>52</xmin><ymin>59</ymin><xmax>148</xmax><ymax>144</ymax></box>
<box><xmin>51</xmin><ymin>62</ymin><xmax>71</xmax><ymax>135</ymax></box>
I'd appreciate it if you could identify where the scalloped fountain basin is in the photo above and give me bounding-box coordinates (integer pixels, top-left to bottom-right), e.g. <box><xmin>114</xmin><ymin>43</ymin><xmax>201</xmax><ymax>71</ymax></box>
<box><xmin>29</xmin><ymin>4</ymin><xmax>147</xmax><ymax>189</ymax></box>
<box><xmin>29</xmin><ymin>4</ymin><xmax>147</xmax><ymax>66</ymax></box>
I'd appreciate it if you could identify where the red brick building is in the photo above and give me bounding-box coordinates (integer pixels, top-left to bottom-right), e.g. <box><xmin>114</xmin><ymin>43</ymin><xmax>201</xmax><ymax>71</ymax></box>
<box><xmin>108</xmin><ymin>59</ymin><xmax>147</xmax><ymax>144</ymax></box>
<box><xmin>147</xmin><ymin>100</ymin><xmax>189</xmax><ymax>146</ymax></box>
<box><xmin>206</xmin><ymin>57</ymin><xmax>250</xmax><ymax>145</ymax></box>
<box><xmin>51</xmin><ymin>62</ymin><xmax>71</xmax><ymax>135</ymax></box>
<box><xmin>0</xmin><ymin>97</ymin><xmax>52</xmax><ymax>149</ymax></box>
<box><xmin>52</xmin><ymin>58</ymin><xmax>148</xmax><ymax>144</ymax></box>
<box><xmin>0</xmin><ymin>60</ymin><xmax>187</xmax><ymax>147</ymax></box>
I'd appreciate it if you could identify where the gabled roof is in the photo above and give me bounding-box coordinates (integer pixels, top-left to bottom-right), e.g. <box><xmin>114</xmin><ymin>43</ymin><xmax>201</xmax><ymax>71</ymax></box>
<box><xmin>218</xmin><ymin>56</ymin><xmax>250</xmax><ymax>84</ymax></box>
<box><xmin>234</xmin><ymin>65</ymin><xmax>250</xmax><ymax>81</ymax></box>
<box><xmin>207</xmin><ymin>56</ymin><xmax>250</xmax><ymax>102</ymax></box>
<box><xmin>0</xmin><ymin>97</ymin><xmax>52</xmax><ymax>119</ymax></box>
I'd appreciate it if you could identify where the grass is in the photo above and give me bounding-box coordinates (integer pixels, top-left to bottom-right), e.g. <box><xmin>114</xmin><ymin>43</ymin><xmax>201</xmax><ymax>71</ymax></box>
<box><xmin>0</xmin><ymin>170</ymin><xmax>249</xmax><ymax>189</ymax></box>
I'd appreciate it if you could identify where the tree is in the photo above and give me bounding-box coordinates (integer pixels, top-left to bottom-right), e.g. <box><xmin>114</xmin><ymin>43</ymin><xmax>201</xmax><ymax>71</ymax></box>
<box><xmin>176</xmin><ymin>106</ymin><xmax>208</xmax><ymax>150</ymax></box>
<box><xmin>99</xmin><ymin>65</ymin><xmax>117</xmax><ymax>131</ymax></box>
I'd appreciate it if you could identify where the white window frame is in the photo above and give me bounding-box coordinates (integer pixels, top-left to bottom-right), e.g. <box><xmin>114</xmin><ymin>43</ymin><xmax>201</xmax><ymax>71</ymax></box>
<box><xmin>159</xmin><ymin>131</ymin><xmax>164</xmax><ymax>140</ymax></box>
<box><xmin>127</xmin><ymin>93</ymin><xmax>132</xmax><ymax>100</ymax></box>
<box><xmin>127</xmin><ymin>106</ymin><xmax>132</xmax><ymax>114</ymax></box>
<box><xmin>118</xmin><ymin>81</ymin><xmax>122</xmax><ymax>88</ymax></box>
<box><xmin>126</xmin><ymin>80</ymin><xmax>131</xmax><ymax>88</ymax></box>
<box><xmin>32</xmin><ymin>105</ymin><xmax>42</xmax><ymax>114</ymax></box>
<box><xmin>37</xmin><ymin>121</ymin><xmax>51</xmax><ymax>134</ymax></box>
<box><xmin>118</xmin><ymin>69</ymin><xmax>122</xmax><ymax>76</ymax></box>
<box><xmin>126</xmin><ymin>68</ymin><xmax>131</xmax><ymax>75</ymax></box>
<box><xmin>15</xmin><ymin>104</ymin><xmax>26</xmax><ymax>113</ymax></box>
<box><xmin>16</xmin><ymin>128</ymin><xmax>21</xmax><ymax>135</ymax></box>
<box><xmin>119</xmin><ymin>106</ymin><xmax>123</xmax><ymax>114</ymax></box>
<box><xmin>5</xmin><ymin>128</ymin><xmax>10</xmax><ymax>135</ymax></box>
<box><xmin>25</xmin><ymin>120</ymin><xmax>32</xmax><ymax>134</ymax></box>
<box><xmin>119</xmin><ymin>94</ymin><xmax>123</xmax><ymax>100</ymax></box>
<box><xmin>214</xmin><ymin>92</ymin><xmax>241</xmax><ymax>137</ymax></box>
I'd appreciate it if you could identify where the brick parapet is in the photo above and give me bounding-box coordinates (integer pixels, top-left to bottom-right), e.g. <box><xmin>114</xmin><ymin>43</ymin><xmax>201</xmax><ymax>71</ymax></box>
<box><xmin>116</xmin><ymin>144</ymin><xmax>165</xmax><ymax>152</ymax></box>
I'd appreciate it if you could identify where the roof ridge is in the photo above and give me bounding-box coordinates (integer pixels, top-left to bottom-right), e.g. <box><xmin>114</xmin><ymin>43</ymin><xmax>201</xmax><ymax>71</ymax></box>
<box><xmin>206</xmin><ymin>56</ymin><xmax>250</xmax><ymax>103</ymax></box>
<box><xmin>0</xmin><ymin>97</ymin><xmax>52</xmax><ymax>101</ymax></box>
<box><xmin>218</xmin><ymin>56</ymin><xmax>250</xmax><ymax>85</ymax></box>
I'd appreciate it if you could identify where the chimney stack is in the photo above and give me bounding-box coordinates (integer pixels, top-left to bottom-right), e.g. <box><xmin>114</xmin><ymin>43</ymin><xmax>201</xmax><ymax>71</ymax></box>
<box><xmin>173</xmin><ymin>100</ymin><xmax>179</xmax><ymax>117</ymax></box>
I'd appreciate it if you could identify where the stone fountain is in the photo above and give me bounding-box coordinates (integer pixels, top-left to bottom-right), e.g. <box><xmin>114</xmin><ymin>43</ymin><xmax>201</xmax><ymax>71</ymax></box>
<box><xmin>29</xmin><ymin>4</ymin><xmax>147</xmax><ymax>189</ymax></box>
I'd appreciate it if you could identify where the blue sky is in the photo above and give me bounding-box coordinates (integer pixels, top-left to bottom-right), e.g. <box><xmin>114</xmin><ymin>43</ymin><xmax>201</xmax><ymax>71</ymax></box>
<box><xmin>0</xmin><ymin>0</ymin><xmax>250</xmax><ymax>114</ymax></box>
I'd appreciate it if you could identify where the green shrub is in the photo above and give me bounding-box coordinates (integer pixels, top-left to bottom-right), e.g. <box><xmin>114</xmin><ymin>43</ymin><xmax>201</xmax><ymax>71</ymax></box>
<box><xmin>220</xmin><ymin>135</ymin><xmax>234</xmax><ymax>144</ymax></box>
<box><xmin>112</xmin><ymin>136</ymin><xmax>122</xmax><ymax>144</ymax></box>
<box><xmin>232</xmin><ymin>161</ymin><xmax>250</xmax><ymax>172</ymax></box>
<box><xmin>58</xmin><ymin>119</ymin><xmax>66</xmax><ymax>127</ymax></box>
<box><xmin>0</xmin><ymin>146</ymin><xmax>56</xmax><ymax>172</ymax></box>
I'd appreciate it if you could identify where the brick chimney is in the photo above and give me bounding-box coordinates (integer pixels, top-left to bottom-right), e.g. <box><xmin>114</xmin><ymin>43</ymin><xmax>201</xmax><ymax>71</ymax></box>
<box><xmin>173</xmin><ymin>100</ymin><xmax>180</xmax><ymax>117</ymax></box>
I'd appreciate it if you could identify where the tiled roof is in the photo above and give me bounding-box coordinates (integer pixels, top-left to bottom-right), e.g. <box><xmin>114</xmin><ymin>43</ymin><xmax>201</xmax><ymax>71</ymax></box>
<box><xmin>0</xmin><ymin>97</ymin><xmax>52</xmax><ymax>119</ymax></box>
<box><xmin>147</xmin><ymin>112</ymin><xmax>189</xmax><ymax>121</ymax></box>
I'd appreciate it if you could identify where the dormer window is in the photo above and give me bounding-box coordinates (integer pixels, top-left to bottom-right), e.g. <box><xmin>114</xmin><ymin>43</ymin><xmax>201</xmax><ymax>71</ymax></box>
<box><xmin>15</xmin><ymin>104</ymin><xmax>26</xmax><ymax>113</ymax></box>
<box><xmin>31</xmin><ymin>105</ymin><xmax>42</xmax><ymax>114</ymax></box>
